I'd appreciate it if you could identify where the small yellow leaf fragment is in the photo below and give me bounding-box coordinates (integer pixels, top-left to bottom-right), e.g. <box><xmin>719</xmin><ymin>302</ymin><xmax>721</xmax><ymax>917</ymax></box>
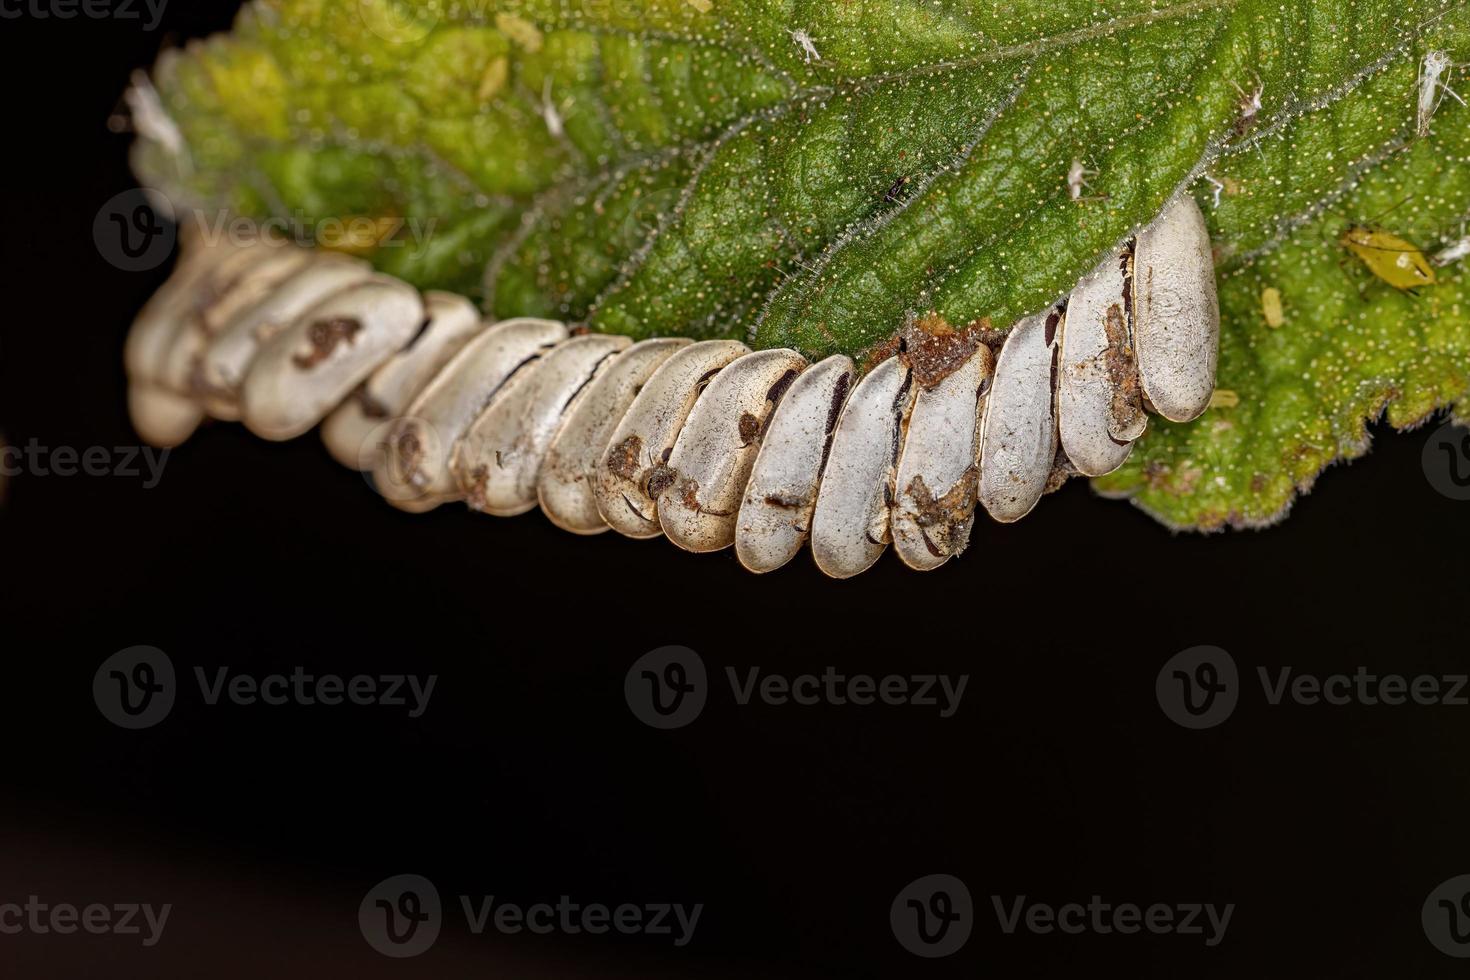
<box><xmin>477</xmin><ymin>56</ymin><xmax>508</xmax><ymax>103</ymax></box>
<box><xmin>685</xmin><ymin>0</ymin><xmax>712</xmax><ymax>11</ymax></box>
<box><xmin>1261</xmin><ymin>286</ymin><xmax>1284</xmax><ymax>327</ymax></box>
<box><xmin>1208</xmin><ymin>389</ymin><xmax>1240</xmax><ymax>409</ymax></box>
<box><xmin>495</xmin><ymin>13</ymin><xmax>543</xmax><ymax>53</ymax></box>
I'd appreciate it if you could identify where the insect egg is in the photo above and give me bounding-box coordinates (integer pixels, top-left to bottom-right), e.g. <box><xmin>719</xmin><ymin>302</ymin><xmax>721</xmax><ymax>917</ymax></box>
<box><xmin>123</xmin><ymin>196</ymin><xmax>1220</xmax><ymax>576</ymax></box>
<box><xmin>1260</xmin><ymin>286</ymin><xmax>1284</xmax><ymax>328</ymax></box>
<box><xmin>1208</xmin><ymin>389</ymin><xmax>1239</xmax><ymax>409</ymax></box>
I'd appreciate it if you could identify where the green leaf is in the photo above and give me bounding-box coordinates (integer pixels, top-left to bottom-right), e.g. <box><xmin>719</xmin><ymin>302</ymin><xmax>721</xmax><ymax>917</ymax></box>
<box><xmin>1096</xmin><ymin>127</ymin><xmax>1470</xmax><ymax>528</ymax></box>
<box><xmin>1094</xmin><ymin>6</ymin><xmax>1470</xmax><ymax>528</ymax></box>
<box><xmin>130</xmin><ymin>0</ymin><xmax>1470</xmax><ymax>529</ymax></box>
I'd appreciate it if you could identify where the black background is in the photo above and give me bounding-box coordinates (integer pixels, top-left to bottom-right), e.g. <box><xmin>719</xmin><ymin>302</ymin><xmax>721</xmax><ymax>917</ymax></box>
<box><xmin>2</xmin><ymin>3</ymin><xmax>1469</xmax><ymax>975</ymax></box>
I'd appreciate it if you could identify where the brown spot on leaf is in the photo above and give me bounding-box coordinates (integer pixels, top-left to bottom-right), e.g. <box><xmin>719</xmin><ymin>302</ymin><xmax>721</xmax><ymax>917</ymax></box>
<box><xmin>1144</xmin><ymin>459</ymin><xmax>1203</xmax><ymax>494</ymax></box>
